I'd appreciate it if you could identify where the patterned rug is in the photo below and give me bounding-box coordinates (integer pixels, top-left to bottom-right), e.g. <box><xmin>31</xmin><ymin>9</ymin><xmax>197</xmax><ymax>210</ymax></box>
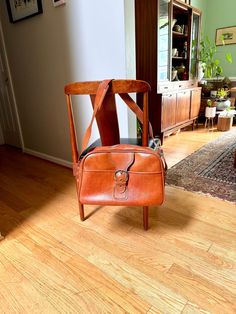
<box><xmin>166</xmin><ymin>129</ymin><xmax>236</xmax><ymax>203</ymax></box>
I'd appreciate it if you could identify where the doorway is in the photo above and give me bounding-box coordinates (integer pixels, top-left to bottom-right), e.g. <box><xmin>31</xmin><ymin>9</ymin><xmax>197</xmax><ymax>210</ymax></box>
<box><xmin>0</xmin><ymin>20</ymin><xmax>23</xmax><ymax>148</ymax></box>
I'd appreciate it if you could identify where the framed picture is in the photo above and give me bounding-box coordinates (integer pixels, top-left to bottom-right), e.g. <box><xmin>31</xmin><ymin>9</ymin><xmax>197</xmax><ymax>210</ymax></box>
<box><xmin>6</xmin><ymin>0</ymin><xmax>43</xmax><ymax>23</ymax></box>
<box><xmin>215</xmin><ymin>26</ymin><xmax>236</xmax><ymax>46</ymax></box>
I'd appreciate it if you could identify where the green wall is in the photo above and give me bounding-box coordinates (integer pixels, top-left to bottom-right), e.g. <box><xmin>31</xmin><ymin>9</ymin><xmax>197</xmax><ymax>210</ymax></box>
<box><xmin>192</xmin><ymin>0</ymin><xmax>236</xmax><ymax>78</ymax></box>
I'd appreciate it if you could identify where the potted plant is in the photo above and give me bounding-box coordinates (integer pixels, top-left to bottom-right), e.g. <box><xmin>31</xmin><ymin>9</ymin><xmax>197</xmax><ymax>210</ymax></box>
<box><xmin>205</xmin><ymin>99</ymin><xmax>216</xmax><ymax>118</ymax></box>
<box><xmin>217</xmin><ymin>107</ymin><xmax>235</xmax><ymax>131</ymax></box>
<box><xmin>215</xmin><ymin>88</ymin><xmax>231</xmax><ymax>110</ymax></box>
<box><xmin>199</xmin><ymin>35</ymin><xmax>233</xmax><ymax>79</ymax></box>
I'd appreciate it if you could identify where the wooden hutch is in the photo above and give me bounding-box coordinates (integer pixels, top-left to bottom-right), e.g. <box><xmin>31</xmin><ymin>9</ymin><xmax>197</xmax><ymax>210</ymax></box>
<box><xmin>135</xmin><ymin>0</ymin><xmax>202</xmax><ymax>143</ymax></box>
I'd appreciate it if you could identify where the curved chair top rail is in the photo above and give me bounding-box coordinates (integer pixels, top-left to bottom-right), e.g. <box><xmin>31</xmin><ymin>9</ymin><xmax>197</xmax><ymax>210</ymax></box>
<box><xmin>64</xmin><ymin>79</ymin><xmax>151</xmax><ymax>95</ymax></box>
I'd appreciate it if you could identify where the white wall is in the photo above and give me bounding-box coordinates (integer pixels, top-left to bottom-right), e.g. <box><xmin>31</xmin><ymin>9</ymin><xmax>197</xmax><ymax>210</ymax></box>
<box><xmin>0</xmin><ymin>0</ymin><xmax>128</xmax><ymax>163</ymax></box>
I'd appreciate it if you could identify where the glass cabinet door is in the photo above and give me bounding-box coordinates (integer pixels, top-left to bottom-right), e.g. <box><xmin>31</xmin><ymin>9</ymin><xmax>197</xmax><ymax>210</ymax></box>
<box><xmin>158</xmin><ymin>0</ymin><xmax>170</xmax><ymax>82</ymax></box>
<box><xmin>190</xmin><ymin>11</ymin><xmax>200</xmax><ymax>79</ymax></box>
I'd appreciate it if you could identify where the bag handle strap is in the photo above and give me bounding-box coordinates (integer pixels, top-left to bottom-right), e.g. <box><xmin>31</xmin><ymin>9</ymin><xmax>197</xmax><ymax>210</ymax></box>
<box><xmin>81</xmin><ymin>79</ymin><xmax>112</xmax><ymax>151</ymax></box>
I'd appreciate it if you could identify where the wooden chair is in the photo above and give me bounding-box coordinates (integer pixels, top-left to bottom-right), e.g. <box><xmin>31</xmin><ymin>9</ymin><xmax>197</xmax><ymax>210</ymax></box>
<box><xmin>65</xmin><ymin>79</ymin><xmax>159</xmax><ymax>230</ymax></box>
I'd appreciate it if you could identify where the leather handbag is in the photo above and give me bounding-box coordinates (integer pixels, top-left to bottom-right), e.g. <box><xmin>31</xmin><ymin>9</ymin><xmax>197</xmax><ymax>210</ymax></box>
<box><xmin>74</xmin><ymin>80</ymin><xmax>166</xmax><ymax>207</ymax></box>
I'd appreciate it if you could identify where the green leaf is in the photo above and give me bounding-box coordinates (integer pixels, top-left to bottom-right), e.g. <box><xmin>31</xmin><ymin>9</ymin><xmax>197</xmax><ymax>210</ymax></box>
<box><xmin>226</xmin><ymin>53</ymin><xmax>233</xmax><ymax>63</ymax></box>
<box><xmin>220</xmin><ymin>34</ymin><xmax>225</xmax><ymax>45</ymax></box>
<box><xmin>217</xmin><ymin>66</ymin><xmax>223</xmax><ymax>75</ymax></box>
<box><xmin>206</xmin><ymin>35</ymin><xmax>210</xmax><ymax>45</ymax></box>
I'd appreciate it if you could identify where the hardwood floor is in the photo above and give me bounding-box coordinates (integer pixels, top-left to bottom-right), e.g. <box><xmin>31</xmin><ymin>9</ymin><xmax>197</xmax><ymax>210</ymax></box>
<box><xmin>0</xmin><ymin>127</ymin><xmax>236</xmax><ymax>313</ymax></box>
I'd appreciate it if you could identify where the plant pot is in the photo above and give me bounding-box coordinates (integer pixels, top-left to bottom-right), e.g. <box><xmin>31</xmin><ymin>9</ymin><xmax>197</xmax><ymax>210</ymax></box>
<box><xmin>217</xmin><ymin>116</ymin><xmax>233</xmax><ymax>131</ymax></box>
<box><xmin>210</xmin><ymin>90</ymin><xmax>217</xmax><ymax>98</ymax></box>
<box><xmin>215</xmin><ymin>99</ymin><xmax>231</xmax><ymax>111</ymax></box>
<box><xmin>200</xmin><ymin>82</ymin><xmax>214</xmax><ymax>97</ymax></box>
<box><xmin>205</xmin><ymin>106</ymin><xmax>216</xmax><ymax>118</ymax></box>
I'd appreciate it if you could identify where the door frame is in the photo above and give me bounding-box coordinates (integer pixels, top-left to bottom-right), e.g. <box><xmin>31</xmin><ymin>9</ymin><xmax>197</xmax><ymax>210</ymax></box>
<box><xmin>0</xmin><ymin>18</ymin><xmax>24</xmax><ymax>149</ymax></box>
<box><xmin>0</xmin><ymin>122</ymin><xmax>4</xmax><ymax>144</ymax></box>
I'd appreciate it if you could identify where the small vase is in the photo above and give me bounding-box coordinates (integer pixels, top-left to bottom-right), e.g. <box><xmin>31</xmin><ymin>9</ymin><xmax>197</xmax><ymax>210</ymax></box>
<box><xmin>197</xmin><ymin>62</ymin><xmax>205</xmax><ymax>81</ymax></box>
<box><xmin>176</xmin><ymin>63</ymin><xmax>185</xmax><ymax>80</ymax></box>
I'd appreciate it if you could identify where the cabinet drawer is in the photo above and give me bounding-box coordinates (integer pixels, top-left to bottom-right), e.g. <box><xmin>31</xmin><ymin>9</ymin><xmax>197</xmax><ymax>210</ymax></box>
<box><xmin>158</xmin><ymin>84</ymin><xmax>171</xmax><ymax>93</ymax></box>
<box><xmin>158</xmin><ymin>81</ymin><xmax>197</xmax><ymax>93</ymax></box>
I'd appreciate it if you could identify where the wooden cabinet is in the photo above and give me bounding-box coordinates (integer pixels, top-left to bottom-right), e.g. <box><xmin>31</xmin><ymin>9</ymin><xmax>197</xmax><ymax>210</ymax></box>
<box><xmin>158</xmin><ymin>87</ymin><xmax>201</xmax><ymax>140</ymax></box>
<box><xmin>135</xmin><ymin>0</ymin><xmax>202</xmax><ymax>142</ymax></box>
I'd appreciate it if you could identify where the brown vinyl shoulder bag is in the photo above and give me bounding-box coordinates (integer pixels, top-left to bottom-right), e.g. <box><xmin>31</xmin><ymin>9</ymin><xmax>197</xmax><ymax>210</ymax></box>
<box><xmin>77</xmin><ymin>143</ymin><xmax>165</xmax><ymax>206</ymax></box>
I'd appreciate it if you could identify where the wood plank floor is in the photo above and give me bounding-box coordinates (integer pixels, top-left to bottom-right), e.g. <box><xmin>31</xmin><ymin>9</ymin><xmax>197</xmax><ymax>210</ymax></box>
<box><xmin>0</xmin><ymin>126</ymin><xmax>236</xmax><ymax>313</ymax></box>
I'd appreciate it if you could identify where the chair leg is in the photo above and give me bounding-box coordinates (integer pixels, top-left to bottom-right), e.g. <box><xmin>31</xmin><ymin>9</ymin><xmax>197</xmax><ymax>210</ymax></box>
<box><xmin>143</xmin><ymin>206</ymin><xmax>149</xmax><ymax>230</ymax></box>
<box><xmin>79</xmin><ymin>202</ymin><xmax>85</xmax><ymax>221</ymax></box>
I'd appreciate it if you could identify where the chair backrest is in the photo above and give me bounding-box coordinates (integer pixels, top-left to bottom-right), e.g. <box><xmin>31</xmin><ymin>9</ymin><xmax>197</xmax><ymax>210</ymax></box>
<box><xmin>64</xmin><ymin>79</ymin><xmax>151</xmax><ymax>164</ymax></box>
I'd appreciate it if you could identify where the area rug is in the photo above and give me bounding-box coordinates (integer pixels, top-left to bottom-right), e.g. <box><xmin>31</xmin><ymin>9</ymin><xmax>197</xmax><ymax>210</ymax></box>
<box><xmin>166</xmin><ymin>129</ymin><xmax>236</xmax><ymax>203</ymax></box>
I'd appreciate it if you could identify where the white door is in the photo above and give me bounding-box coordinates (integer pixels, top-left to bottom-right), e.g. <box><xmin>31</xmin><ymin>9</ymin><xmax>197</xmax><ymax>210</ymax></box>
<box><xmin>0</xmin><ymin>21</ymin><xmax>22</xmax><ymax>148</ymax></box>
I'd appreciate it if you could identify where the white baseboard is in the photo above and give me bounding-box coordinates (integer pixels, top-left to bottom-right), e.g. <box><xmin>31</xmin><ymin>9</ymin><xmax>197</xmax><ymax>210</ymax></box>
<box><xmin>23</xmin><ymin>148</ymin><xmax>72</xmax><ymax>168</ymax></box>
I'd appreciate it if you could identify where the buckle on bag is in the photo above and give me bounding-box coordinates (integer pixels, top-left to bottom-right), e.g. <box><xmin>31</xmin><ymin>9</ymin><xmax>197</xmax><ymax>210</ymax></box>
<box><xmin>114</xmin><ymin>170</ymin><xmax>129</xmax><ymax>199</ymax></box>
<box><xmin>114</xmin><ymin>170</ymin><xmax>129</xmax><ymax>182</ymax></box>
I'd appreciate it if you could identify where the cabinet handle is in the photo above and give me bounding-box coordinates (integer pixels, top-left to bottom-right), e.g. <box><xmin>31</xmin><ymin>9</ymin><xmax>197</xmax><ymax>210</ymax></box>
<box><xmin>179</xmin><ymin>85</ymin><xmax>182</xmax><ymax>88</ymax></box>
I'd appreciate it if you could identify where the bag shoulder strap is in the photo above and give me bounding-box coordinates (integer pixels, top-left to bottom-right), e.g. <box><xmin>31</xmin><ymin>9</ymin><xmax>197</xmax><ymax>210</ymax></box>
<box><xmin>119</xmin><ymin>93</ymin><xmax>154</xmax><ymax>138</ymax></box>
<box><xmin>81</xmin><ymin>79</ymin><xmax>154</xmax><ymax>153</ymax></box>
<box><xmin>81</xmin><ymin>79</ymin><xmax>112</xmax><ymax>151</ymax></box>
